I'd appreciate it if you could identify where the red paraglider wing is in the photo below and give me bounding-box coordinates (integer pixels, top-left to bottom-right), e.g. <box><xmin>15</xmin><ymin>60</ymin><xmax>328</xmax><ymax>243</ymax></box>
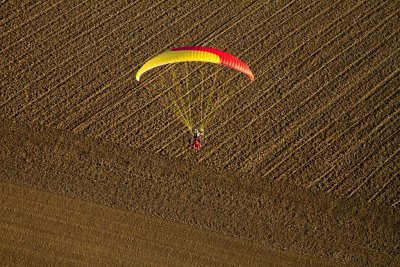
<box><xmin>171</xmin><ymin>46</ymin><xmax>254</xmax><ymax>81</ymax></box>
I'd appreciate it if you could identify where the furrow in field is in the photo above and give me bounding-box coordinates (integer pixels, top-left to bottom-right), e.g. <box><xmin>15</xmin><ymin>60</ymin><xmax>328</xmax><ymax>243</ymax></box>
<box><xmin>301</xmin><ymin>90</ymin><xmax>398</xmax><ymax>190</ymax></box>
<box><xmin>0</xmin><ymin>1</ymin><xmax>127</xmax><ymax>101</ymax></box>
<box><xmin>240</xmin><ymin>47</ymin><xmax>399</xmax><ymax>179</ymax></box>
<box><xmin>327</xmin><ymin>118</ymin><xmax>399</xmax><ymax>195</ymax></box>
<box><xmin>1</xmin><ymin>1</ymin><xmax>83</xmax><ymax>60</ymax></box>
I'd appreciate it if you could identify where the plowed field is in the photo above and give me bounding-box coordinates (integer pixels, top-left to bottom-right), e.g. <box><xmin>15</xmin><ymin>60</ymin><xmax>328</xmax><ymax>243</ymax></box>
<box><xmin>1</xmin><ymin>0</ymin><xmax>399</xmax><ymax>266</ymax></box>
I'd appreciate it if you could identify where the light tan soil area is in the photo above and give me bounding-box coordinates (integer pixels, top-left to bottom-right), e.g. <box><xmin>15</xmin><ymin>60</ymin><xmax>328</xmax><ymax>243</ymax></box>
<box><xmin>1</xmin><ymin>181</ymin><xmax>337</xmax><ymax>266</ymax></box>
<box><xmin>1</xmin><ymin>0</ymin><xmax>399</xmax><ymax>266</ymax></box>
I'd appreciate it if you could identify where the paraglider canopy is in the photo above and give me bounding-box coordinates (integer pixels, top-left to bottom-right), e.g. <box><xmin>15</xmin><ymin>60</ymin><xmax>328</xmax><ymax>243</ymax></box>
<box><xmin>136</xmin><ymin>46</ymin><xmax>254</xmax><ymax>81</ymax></box>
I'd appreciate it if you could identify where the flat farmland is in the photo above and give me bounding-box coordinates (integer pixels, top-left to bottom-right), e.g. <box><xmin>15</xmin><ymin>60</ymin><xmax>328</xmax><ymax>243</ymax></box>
<box><xmin>1</xmin><ymin>0</ymin><xmax>399</xmax><ymax>265</ymax></box>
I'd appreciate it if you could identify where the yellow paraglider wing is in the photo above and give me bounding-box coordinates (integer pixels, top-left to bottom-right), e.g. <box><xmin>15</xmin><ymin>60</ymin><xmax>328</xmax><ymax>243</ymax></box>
<box><xmin>136</xmin><ymin>50</ymin><xmax>220</xmax><ymax>81</ymax></box>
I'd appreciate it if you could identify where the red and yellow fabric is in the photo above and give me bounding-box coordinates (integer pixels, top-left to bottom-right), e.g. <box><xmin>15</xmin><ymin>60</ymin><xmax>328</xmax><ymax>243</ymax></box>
<box><xmin>136</xmin><ymin>46</ymin><xmax>254</xmax><ymax>81</ymax></box>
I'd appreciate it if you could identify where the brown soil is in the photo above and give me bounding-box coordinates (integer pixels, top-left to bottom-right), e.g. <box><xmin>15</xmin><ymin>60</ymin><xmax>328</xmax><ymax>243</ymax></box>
<box><xmin>1</xmin><ymin>181</ymin><xmax>337</xmax><ymax>266</ymax></box>
<box><xmin>1</xmin><ymin>0</ymin><xmax>399</xmax><ymax>266</ymax></box>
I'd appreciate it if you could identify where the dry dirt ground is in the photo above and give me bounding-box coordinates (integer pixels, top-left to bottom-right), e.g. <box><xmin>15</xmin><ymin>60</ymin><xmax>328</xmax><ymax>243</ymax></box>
<box><xmin>1</xmin><ymin>0</ymin><xmax>399</xmax><ymax>266</ymax></box>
